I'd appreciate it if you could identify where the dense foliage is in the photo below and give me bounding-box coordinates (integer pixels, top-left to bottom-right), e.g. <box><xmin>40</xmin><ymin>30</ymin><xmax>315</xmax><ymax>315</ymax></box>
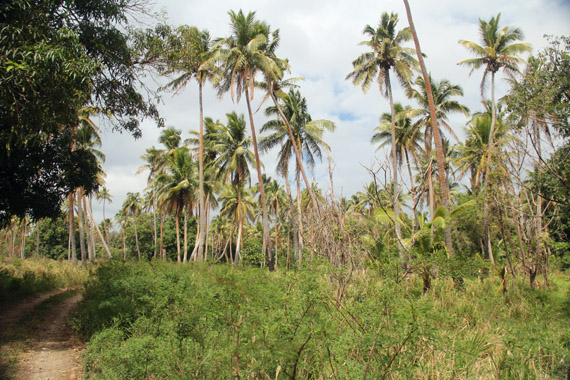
<box><xmin>74</xmin><ymin>262</ymin><xmax>570</xmax><ymax>379</ymax></box>
<box><xmin>0</xmin><ymin>0</ymin><xmax>161</xmax><ymax>226</ymax></box>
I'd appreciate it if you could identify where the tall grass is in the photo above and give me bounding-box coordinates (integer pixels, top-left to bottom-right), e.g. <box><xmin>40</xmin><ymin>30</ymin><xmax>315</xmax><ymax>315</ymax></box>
<box><xmin>74</xmin><ymin>261</ymin><xmax>570</xmax><ymax>379</ymax></box>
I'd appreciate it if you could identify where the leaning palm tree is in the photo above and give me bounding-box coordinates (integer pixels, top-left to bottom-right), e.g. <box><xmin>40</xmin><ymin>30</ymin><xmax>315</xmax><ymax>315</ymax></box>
<box><xmin>213</xmin><ymin>9</ymin><xmax>282</xmax><ymax>270</ymax></box>
<box><xmin>210</xmin><ymin>112</ymin><xmax>255</xmax><ymax>263</ymax></box>
<box><xmin>162</xmin><ymin>26</ymin><xmax>219</xmax><ymax>262</ymax></box>
<box><xmin>409</xmin><ymin>75</ymin><xmax>469</xmax><ymax>219</ymax></box>
<box><xmin>458</xmin><ymin>13</ymin><xmax>530</xmax><ymax>262</ymax></box>
<box><xmin>260</xmin><ymin>89</ymin><xmax>335</xmax><ymax>262</ymax></box>
<box><xmin>347</xmin><ymin>12</ymin><xmax>418</xmax><ymax>255</ymax></box>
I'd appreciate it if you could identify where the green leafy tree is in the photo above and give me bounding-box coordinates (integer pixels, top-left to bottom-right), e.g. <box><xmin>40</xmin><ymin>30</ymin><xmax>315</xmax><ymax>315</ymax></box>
<box><xmin>347</xmin><ymin>12</ymin><xmax>418</xmax><ymax>256</ymax></box>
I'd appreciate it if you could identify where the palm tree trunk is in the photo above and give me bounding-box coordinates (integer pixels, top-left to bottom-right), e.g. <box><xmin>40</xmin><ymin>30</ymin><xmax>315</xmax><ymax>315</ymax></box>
<box><xmin>86</xmin><ymin>201</ymin><xmax>112</xmax><ymax>258</ymax></box>
<box><xmin>175</xmin><ymin>211</ymin><xmax>181</xmax><ymax>263</ymax></box>
<box><xmin>425</xmin><ymin>131</ymin><xmax>435</xmax><ymax>220</ymax></box>
<box><xmin>296</xmin><ymin>171</ymin><xmax>305</xmax><ymax>264</ymax></box>
<box><xmin>235</xmin><ymin>187</ymin><xmax>243</xmax><ymax>265</ymax></box>
<box><xmin>153</xmin><ymin>185</ymin><xmax>158</xmax><ymax>259</ymax></box>
<box><xmin>284</xmin><ymin>170</ymin><xmax>300</xmax><ymax>263</ymax></box>
<box><xmin>405</xmin><ymin>149</ymin><xmax>418</xmax><ymax>241</ymax></box>
<box><xmin>35</xmin><ymin>221</ymin><xmax>40</xmax><ymax>258</ymax></box>
<box><xmin>76</xmin><ymin>188</ymin><xmax>87</xmax><ymax>267</ymax></box>
<box><xmin>69</xmin><ymin>193</ymin><xmax>77</xmax><ymax>264</ymax></box>
<box><xmin>244</xmin><ymin>86</ymin><xmax>273</xmax><ymax>271</ymax></box>
<box><xmin>385</xmin><ymin>73</ymin><xmax>404</xmax><ymax>259</ymax></box>
<box><xmin>20</xmin><ymin>219</ymin><xmax>26</xmax><ymax>259</ymax></box>
<box><xmin>85</xmin><ymin>196</ymin><xmax>96</xmax><ymax>261</ymax></box>
<box><xmin>402</xmin><ymin>0</ymin><xmax>455</xmax><ymax>257</ymax></box>
<box><xmin>134</xmin><ymin>216</ymin><xmax>141</xmax><ymax>261</ymax></box>
<box><xmin>482</xmin><ymin>71</ymin><xmax>497</xmax><ymax>264</ymax></box>
<box><xmin>270</xmin><ymin>92</ymin><xmax>320</xmax><ymax>215</ymax></box>
<box><xmin>183</xmin><ymin>207</ymin><xmax>188</xmax><ymax>263</ymax></box>
<box><xmin>197</xmin><ymin>82</ymin><xmax>207</xmax><ymax>262</ymax></box>
<box><xmin>160</xmin><ymin>215</ymin><xmax>164</xmax><ymax>260</ymax></box>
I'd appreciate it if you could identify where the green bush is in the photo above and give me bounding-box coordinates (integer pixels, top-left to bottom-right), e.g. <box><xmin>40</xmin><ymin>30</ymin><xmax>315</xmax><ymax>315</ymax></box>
<box><xmin>75</xmin><ymin>261</ymin><xmax>570</xmax><ymax>379</ymax></box>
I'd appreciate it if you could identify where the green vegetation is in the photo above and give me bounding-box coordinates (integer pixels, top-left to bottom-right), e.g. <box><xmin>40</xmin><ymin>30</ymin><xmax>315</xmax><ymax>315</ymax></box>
<box><xmin>74</xmin><ymin>261</ymin><xmax>569</xmax><ymax>379</ymax></box>
<box><xmin>0</xmin><ymin>258</ymin><xmax>86</xmax><ymax>306</ymax></box>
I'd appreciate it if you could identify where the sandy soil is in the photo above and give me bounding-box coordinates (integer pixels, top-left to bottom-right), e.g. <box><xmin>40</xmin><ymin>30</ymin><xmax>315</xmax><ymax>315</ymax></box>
<box><xmin>0</xmin><ymin>291</ymin><xmax>84</xmax><ymax>380</ymax></box>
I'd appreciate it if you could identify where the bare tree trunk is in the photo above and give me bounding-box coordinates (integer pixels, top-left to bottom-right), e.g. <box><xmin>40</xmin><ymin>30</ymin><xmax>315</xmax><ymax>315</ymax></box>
<box><xmin>385</xmin><ymin>73</ymin><xmax>404</xmax><ymax>260</ymax></box>
<box><xmin>402</xmin><ymin>0</ymin><xmax>455</xmax><ymax>257</ymax></box>
<box><xmin>76</xmin><ymin>188</ymin><xmax>87</xmax><ymax>268</ymax></box>
<box><xmin>69</xmin><ymin>192</ymin><xmax>77</xmax><ymax>264</ymax></box>
<box><xmin>296</xmin><ymin>172</ymin><xmax>305</xmax><ymax>264</ymax></box>
<box><xmin>183</xmin><ymin>208</ymin><xmax>188</xmax><ymax>263</ymax></box>
<box><xmin>84</xmin><ymin>196</ymin><xmax>95</xmax><ymax>261</ymax></box>
<box><xmin>244</xmin><ymin>86</ymin><xmax>273</xmax><ymax>271</ymax></box>
<box><xmin>270</xmin><ymin>92</ymin><xmax>320</xmax><ymax>214</ymax></box>
<box><xmin>35</xmin><ymin>221</ymin><xmax>40</xmax><ymax>259</ymax></box>
<box><xmin>197</xmin><ymin>82</ymin><xmax>207</xmax><ymax>262</ymax></box>
<box><xmin>86</xmin><ymin>200</ymin><xmax>112</xmax><ymax>258</ymax></box>
<box><xmin>20</xmin><ymin>219</ymin><xmax>26</xmax><ymax>259</ymax></box>
<box><xmin>175</xmin><ymin>211</ymin><xmax>181</xmax><ymax>263</ymax></box>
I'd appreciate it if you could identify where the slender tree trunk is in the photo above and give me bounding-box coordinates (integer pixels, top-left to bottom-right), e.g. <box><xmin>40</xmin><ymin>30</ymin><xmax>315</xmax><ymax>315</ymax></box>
<box><xmin>482</xmin><ymin>72</ymin><xmax>497</xmax><ymax>264</ymax></box>
<box><xmin>405</xmin><ymin>149</ymin><xmax>418</xmax><ymax>244</ymax></box>
<box><xmin>244</xmin><ymin>86</ymin><xmax>273</xmax><ymax>271</ymax></box>
<box><xmin>235</xmin><ymin>187</ymin><xmax>243</xmax><ymax>265</ymax></box>
<box><xmin>296</xmin><ymin>171</ymin><xmax>305</xmax><ymax>264</ymax></box>
<box><xmin>76</xmin><ymin>188</ymin><xmax>87</xmax><ymax>267</ymax></box>
<box><xmin>134</xmin><ymin>216</ymin><xmax>141</xmax><ymax>261</ymax></box>
<box><xmin>425</xmin><ymin>130</ymin><xmax>435</xmax><ymax>220</ymax></box>
<box><xmin>197</xmin><ymin>82</ymin><xmax>207</xmax><ymax>262</ymax></box>
<box><xmin>160</xmin><ymin>215</ymin><xmax>164</xmax><ymax>260</ymax></box>
<box><xmin>35</xmin><ymin>221</ymin><xmax>40</xmax><ymax>259</ymax></box>
<box><xmin>121</xmin><ymin>224</ymin><xmax>126</xmax><ymax>260</ymax></box>
<box><xmin>20</xmin><ymin>219</ymin><xmax>26</xmax><ymax>259</ymax></box>
<box><xmin>175</xmin><ymin>211</ymin><xmax>181</xmax><ymax>263</ymax></box>
<box><xmin>183</xmin><ymin>207</ymin><xmax>188</xmax><ymax>263</ymax></box>
<box><xmin>152</xmin><ymin>185</ymin><xmax>158</xmax><ymax>259</ymax></box>
<box><xmin>85</xmin><ymin>196</ymin><xmax>96</xmax><ymax>261</ymax></box>
<box><xmin>69</xmin><ymin>192</ymin><xmax>77</xmax><ymax>264</ymax></box>
<box><xmin>270</xmin><ymin>92</ymin><xmax>320</xmax><ymax>215</ymax></box>
<box><xmin>86</xmin><ymin>201</ymin><xmax>112</xmax><ymax>258</ymax></box>
<box><xmin>402</xmin><ymin>0</ymin><xmax>455</xmax><ymax>257</ymax></box>
<box><xmin>385</xmin><ymin>73</ymin><xmax>404</xmax><ymax>260</ymax></box>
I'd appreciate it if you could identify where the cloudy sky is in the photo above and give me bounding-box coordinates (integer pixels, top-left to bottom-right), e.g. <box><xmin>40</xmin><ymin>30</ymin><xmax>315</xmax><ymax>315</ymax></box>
<box><xmin>94</xmin><ymin>0</ymin><xmax>570</xmax><ymax>221</ymax></box>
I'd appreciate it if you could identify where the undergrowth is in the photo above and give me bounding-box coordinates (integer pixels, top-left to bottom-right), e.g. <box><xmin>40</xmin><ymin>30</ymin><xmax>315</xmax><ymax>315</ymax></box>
<box><xmin>74</xmin><ymin>261</ymin><xmax>570</xmax><ymax>379</ymax></box>
<box><xmin>0</xmin><ymin>257</ymin><xmax>87</xmax><ymax>306</ymax></box>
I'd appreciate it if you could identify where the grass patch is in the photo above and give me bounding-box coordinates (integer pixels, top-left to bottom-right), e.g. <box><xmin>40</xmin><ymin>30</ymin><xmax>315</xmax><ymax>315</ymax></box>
<box><xmin>74</xmin><ymin>261</ymin><xmax>570</xmax><ymax>379</ymax></box>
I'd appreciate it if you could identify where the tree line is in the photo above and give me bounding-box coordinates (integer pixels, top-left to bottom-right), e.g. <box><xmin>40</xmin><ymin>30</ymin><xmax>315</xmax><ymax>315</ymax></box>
<box><xmin>1</xmin><ymin>1</ymin><xmax>568</xmax><ymax>288</ymax></box>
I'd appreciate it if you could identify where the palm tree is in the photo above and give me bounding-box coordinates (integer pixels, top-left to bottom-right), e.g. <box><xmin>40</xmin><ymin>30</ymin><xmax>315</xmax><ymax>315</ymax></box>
<box><xmin>156</xmin><ymin>147</ymin><xmax>196</xmax><ymax>263</ymax></box>
<box><xmin>210</xmin><ymin>111</ymin><xmax>255</xmax><ymax>263</ymax></box>
<box><xmin>123</xmin><ymin>192</ymin><xmax>142</xmax><ymax>261</ymax></box>
<box><xmin>347</xmin><ymin>12</ymin><xmax>417</xmax><ymax>256</ymax></box>
<box><xmin>409</xmin><ymin>75</ymin><xmax>469</xmax><ymax>219</ymax></box>
<box><xmin>459</xmin><ymin>14</ymin><xmax>530</xmax><ymax>262</ymax></box>
<box><xmin>261</xmin><ymin>89</ymin><xmax>335</xmax><ymax>262</ymax></box>
<box><xmin>96</xmin><ymin>187</ymin><xmax>112</xmax><ymax>240</ymax></box>
<box><xmin>372</xmin><ymin>103</ymin><xmax>423</xmax><ymax>233</ymax></box>
<box><xmin>214</xmin><ymin>9</ymin><xmax>282</xmax><ymax>270</ymax></box>
<box><xmin>162</xmin><ymin>26</ymin><xmax>219</xmax><ymax>262</ymax></box>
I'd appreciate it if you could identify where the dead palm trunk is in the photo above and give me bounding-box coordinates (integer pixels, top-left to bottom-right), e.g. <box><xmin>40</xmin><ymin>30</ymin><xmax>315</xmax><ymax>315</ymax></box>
<box><xmin>244</xmin><ymin>85</ymin><xmax>273</xmax><ymax>270</ymax></box>
<box><xmin>402</xmin><ymin>0</ymin><xmax>455</xmax><ymax>257</ymax></box>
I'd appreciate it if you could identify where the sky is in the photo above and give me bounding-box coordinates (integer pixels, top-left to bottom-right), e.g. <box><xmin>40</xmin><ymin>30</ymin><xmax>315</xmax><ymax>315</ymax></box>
<box><xmin>93</xmin><ymin>0</ymin><xmax>570</xmax><ymax>222</ymax></box>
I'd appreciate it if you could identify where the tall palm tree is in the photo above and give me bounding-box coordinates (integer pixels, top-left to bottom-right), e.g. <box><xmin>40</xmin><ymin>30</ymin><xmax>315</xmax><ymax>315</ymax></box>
<box><xmin>459</xmin><ymin>13</ymin><xmax>530</xmax><ymax>262</ymax></box>
<box><xmin>96</xmin><ymin>186</ymin><xmax>112</xmax><ymax>240</ymax></box>
<box><xmin>210</xmin><ymin>111</ymin><xmax>255</xmax><ymax>263</ymax></box>
<box><xmin>162</xmin><ymin>26</ymin><xmax>219</xmax><ymax>262</ymax></box>
<box><xmin>123</xmin><ymin>192</ymin><xmax>142</xmax><ymax>261</ymax></box>
<box><xmin>409</xmin><ymin>75</ymin><xmax>469</xmax><ymax>219</ymax></box>
<box><xmin>156</xmin><ymin>147</ymin><xmax>196</xmax><ymax>263</ymax></box>
<box><xmin>214</xmin><ymin>9</ymin><xmax>282</xmax><ymax>270</ymax></box>
<box><xmin>347</xmin><ymin>12</ymin><xmax>417</xmax><ymax>256</ymax></box>
<box><xmin>261</xmin><ymin>89</ymin><xmax>335</xmax><ymax>262</ymax></box>
<box><xmin>372</xmin><ymin>103</ymin><xmax>424</xmax><ymax>233</ymax></box>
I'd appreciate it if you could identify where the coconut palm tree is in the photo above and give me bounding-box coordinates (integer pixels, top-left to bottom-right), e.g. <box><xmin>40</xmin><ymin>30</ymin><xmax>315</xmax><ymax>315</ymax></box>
<box><xmin>459</xmin><ymin>13</ymin><xmax>530</xmax><ymax>263</ymax></box>
<box><xmin>161</xmin><ymin>26</ymin><xmax>220</xmax><ymax>262</ymax></box>
<box><xmin>261</xmin><ymin>89</ymin><xmax>335</xmax><ymax>262</ymax></box>
<box><xmin>210</xmin><ymin>111</ymin><xmax>255</xmax><ymax>263</ymax></box>
<box><xmin>123</xmin><ymin>192</ymin><xmax>142</xmax><ymax>261</ymax></box>
<box><xmin>347</xmin><ymin>12</ymin><xmax>418</xmax><ymax>255</ymax></box>
<box><xmin>372</xmin><ymin>103</ymin><xmax>424</xmax><ymax>233</ymax></box>
<box><xmin>156</xmin><ymin>147</ymin><xmax>196</xmax><ymax>263</ymax></box>
<box><xmin>214</xmin><ymin>9</ymin><xmax>282</xmax><ymax>270</ymax></box>
<box><xmin>409</xmin><ymin>75</ymin><xmax>469</xmax><ymax>219</ymax></box>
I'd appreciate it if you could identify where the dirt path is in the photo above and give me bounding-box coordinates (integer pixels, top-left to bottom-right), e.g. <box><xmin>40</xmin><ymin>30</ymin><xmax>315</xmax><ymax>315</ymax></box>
<box><xmin>0</xmin><ymin>292</ymin><xmax>84</xmax><ymax>380</ymax></box>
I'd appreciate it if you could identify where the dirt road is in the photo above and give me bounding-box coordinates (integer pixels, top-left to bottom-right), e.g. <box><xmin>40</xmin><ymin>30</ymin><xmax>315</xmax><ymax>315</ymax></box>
<box><xmin>0</xmin><ymin>291</ymin><xmax>84</xmax><ymax>380</ymax></box>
